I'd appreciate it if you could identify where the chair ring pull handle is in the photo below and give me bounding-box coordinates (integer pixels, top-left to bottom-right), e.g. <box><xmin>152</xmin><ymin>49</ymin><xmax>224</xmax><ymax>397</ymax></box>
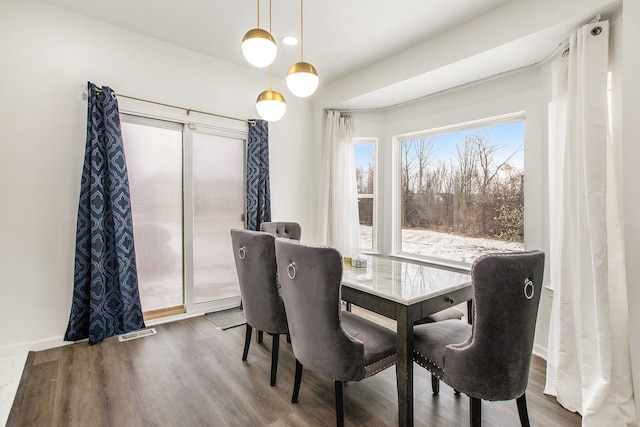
<box><xmin>238</xmin><ymin>246</ymin><xmax>246</xmax><ymax>260</ymax></box>
<box><xmin>523</xmin><ymin>278</ymin><xmax>534</xmax><ymax>300</ymax></box>
<box><xmin>287</xmin><ymin>262</ymin><xmax>296</xmax><ymax>279</ymax></box>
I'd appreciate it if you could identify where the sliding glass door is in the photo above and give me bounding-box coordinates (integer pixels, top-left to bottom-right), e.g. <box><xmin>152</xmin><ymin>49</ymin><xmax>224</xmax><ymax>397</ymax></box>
<box><xmin>191</xmin><ymin>132</ymin><xmax>244</xmax><ymax>305</ymax></box>
<box><xmin>121</xmin><ymin>118</ymin><xmax>183</xmax><ymax>315</ymax></box>
<box><xmin>121</xmin><ymin>115</ymin><xmax>244</xmax><ymax>318</ymax></box>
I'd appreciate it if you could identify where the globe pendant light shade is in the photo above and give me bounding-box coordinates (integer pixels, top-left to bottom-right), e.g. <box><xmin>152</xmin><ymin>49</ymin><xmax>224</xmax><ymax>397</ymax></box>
<box><xmin>256</xmin><ymin>89</ymin><xmax>287</xmax><ymax>122</ymax></box>
<box><xmin>286</xmin><ymin>0</ymin><xmax>318</xmax><ymax>98</ymax></box>
<box><xmin>242</xmin><ymin>28</ymin><xmax>277</xmax><ymax>68</ymax></box>
<box><xmin>286</xmin><ymin>61</ymin><xmax>319</xmax><ymax>97</ymax></box>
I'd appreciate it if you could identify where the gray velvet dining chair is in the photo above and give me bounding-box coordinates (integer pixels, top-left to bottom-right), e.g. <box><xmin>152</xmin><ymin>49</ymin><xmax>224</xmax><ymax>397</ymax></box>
<box><xmin>274</xmin><ymin>238</ymin><xmax>398</xmax><ymax>427</ymax></box>
<box><xmin>230</xmin><ymin>228</ymin><xmax>289</xmax><ymax>386</ymax></box>
<box><xmin>412</xmin><ymin>250</ymin><xmax>545</xmax><ymax>427</ymax></box>
<box><xmin>255</xmin><ymin>221</ymin><xmax>301</xmax><ymax>344</ymax></box>
<box><xmin>260</xmin><ymin>221</ymin><xmax>302</xmax><ymax>240</ymax></box>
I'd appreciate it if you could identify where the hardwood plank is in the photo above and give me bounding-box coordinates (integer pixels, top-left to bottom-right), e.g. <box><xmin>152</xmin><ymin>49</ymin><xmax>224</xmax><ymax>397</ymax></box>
<box><xmin>8</xmin><ymin>316</ymin><xmax>581</xmax><ymax>427</ymax></box>
<box><xmin>6</xmin><ymin>352</ymin><xmax>35</xmax><ymax>426</ymax></box>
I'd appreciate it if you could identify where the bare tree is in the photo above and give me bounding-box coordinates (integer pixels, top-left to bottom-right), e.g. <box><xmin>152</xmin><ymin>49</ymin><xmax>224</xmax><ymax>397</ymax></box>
<box><xmin>401</xmin><ymin>140</ymin><xmax>417</xmax><ymax>226</ymax></box>
<box><xmin>415</xmin><ymin>137</ymin><xmax>436</xmax><ymax>193</ymax></box>
<box><xmin>454</xmin><ymin>137</ymin><xmax>479</xmax><ymax>207</ymax></box>
<box><xmin>355</xmin><ymin>149</ymin><xmax>375</xmax><ymax>226</ymax></box>
<box><xmin>474</xmin><ymin>135</ymin><xmax>523</xmax><ymax>235</ymax></box>
<box><xmin>451</xmin><ymin>138</ymin><xmax>479</xmax><ymax>233</ymax></box>
<box><xmin>413</xmin><ymin>138</ymin><xmax>436</xmax><ymax>227</ymax></box>
<box><xmin>355</xmin><ymin>166</ymin><xmax>366</xmax><ymax>193</ymax></box>
<box><xmin>400</xmin><ymin>131</ymin><xmax>523</xmax><ymax>242</ymax></box>
<box><xmin>430</xmin><ymin>161</ymin><xmax>453</xmax><ymax>230</ymax></box>
<box><xmin>365</xmin><ymin>151</ymin><xmax>374</xmax><ymax>194</ymax></box>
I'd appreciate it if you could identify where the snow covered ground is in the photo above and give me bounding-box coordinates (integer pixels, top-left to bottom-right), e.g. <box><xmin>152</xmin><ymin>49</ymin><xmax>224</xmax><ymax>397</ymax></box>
<box><xmin>359</xmin><ymin>225</ymin><xmax>524</xmax><ymax>264</ymax></box>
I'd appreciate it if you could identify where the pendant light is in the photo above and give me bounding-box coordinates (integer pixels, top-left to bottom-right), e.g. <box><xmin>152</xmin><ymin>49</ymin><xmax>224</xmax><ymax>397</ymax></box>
<box><xmin>256</xmin><ymin>2</ymin><xmax>286</xmax><ymax>122</ymax></box>
<box><xmin>256</xmin><ymin>65</ymin><xmax>287</xmax><ymax>122</ymax></box>
<box><xmin>286</xmin><ymin>0</ymin><xmax>319</xmax><ymax>97</ymax></box>
<box><xmin>241</xmin><ymin>0</ymin><xmax>277</xmax><ymax>68</ymax></box>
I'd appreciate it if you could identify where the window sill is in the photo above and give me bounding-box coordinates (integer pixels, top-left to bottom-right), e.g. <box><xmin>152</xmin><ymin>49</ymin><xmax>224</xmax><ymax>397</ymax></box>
<box><xmin>357</xmin><ymin>250</ymin><xmax>381</xmax><ymax>256</ymax></box>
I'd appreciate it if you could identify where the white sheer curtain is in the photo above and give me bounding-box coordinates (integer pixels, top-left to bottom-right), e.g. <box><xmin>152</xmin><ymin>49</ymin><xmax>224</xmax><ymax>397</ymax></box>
<box><xmin>545</xmin><ymin>21</ymin><xmax>637</xmax><ymax>426</ymax></box>
<box><xmin>318</xmin><ymin>110</ymin><xmax>360</xmax><ymax>254</ymax></box>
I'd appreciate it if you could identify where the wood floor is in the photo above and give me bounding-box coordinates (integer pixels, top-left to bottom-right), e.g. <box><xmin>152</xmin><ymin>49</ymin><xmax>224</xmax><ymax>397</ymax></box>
<box><xmin>8</xmin><ymin>314</ymin><xmax>581</xmax><ymax>427</ymax></box>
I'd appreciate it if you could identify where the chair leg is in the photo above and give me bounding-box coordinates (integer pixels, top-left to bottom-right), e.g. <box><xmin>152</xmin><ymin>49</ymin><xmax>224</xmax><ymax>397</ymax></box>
<box><xmin>470</xmin><ymin>397</ymin><xmax>481</xmax><ymax>427</ymax></box>
<box><xmin>257</xmin><ymin>330</ymin><xmax>264</xmax><ymax>343</ymax></box>
<box><xmin>431</xmin><ymin>374</ymin><xmax>440</xmax><ymax>396</ymax></box>
<box><xmin>292</xmin><ymin>359</ymin><xmax>303</xmax><ymax>403</ymax></box>
<box><xmin>516</xmin><ymin>393</ymin><xmax>531</xmax><ymax>427</ymax></box>
<box><xmin>242</xmin><ymin>324</ymin><xmax>252</xmax><ymax>361</ymax></box>
<box><xmin>270</xmin><ymin>334</ymin><xmax>280</xmax><ymax>386</ymax></box>
<box><xmin>334</xmin><ymin>380</ymin><xmax>345</xmax><ymax>427</ymax></box>
<box><xmin>286</xmin><ymin>333</ymin><xmax>291</xmax><ymax>344</ymax></box>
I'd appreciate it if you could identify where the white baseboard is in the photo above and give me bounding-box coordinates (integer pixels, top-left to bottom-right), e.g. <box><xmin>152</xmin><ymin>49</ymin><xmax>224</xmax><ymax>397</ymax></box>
<box><xmin>0</xmin><ymin>335</ymin><xmax>77</xmax><ymax>358</ymax></box>
<box><xmin>0</xmin><ymin>301</ymin><xmax>242</xmax><ymax>358</ymax></box>
<box><xmin>533</xmin><ymin>343</ymin><xmax>548</xmax><ymax>361</ymax></box>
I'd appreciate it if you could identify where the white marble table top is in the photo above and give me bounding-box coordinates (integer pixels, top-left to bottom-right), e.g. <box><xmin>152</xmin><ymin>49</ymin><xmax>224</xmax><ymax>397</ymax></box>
<box><xmin>341</xmin><ymin>256</ymin><xmax>471</xmax><ymax>305</ymax></box>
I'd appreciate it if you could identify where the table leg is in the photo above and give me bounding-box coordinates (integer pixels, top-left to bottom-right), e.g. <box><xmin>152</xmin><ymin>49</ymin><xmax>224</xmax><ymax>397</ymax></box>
<box><xmin>396</xmin><ymin>307</ymin><xmax>413</xmax><ymax>427</ymax></box>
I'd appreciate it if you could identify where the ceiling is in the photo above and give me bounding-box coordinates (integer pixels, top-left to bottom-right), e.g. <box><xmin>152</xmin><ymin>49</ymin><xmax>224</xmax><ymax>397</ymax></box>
<box><xmin>39</xmin><ymin>0</ymin><xmax>618</xmax><ymax>109</ymax></box>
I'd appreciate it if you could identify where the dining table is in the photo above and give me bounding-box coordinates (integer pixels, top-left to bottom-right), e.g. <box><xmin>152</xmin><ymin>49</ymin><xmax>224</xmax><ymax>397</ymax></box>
<box><xmin>341</xmin><ymin>255</ymin><xmax>472</xmax><ymax>427</ymax></box>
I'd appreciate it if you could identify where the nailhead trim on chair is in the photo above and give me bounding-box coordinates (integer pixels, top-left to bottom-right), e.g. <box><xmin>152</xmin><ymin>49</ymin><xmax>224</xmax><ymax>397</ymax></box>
<box><xmin>413</xmin><ymin>350</ymin><xmax>444</xmax><ymax>379</ymax></box>
<box><xmin>363</xmin><ymin>354</ymin><xmax>398</xmax><ymax>378</ymax></box>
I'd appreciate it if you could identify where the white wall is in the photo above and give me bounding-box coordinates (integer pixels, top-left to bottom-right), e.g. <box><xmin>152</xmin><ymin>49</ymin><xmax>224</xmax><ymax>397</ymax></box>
<box><xmin>0</xmin><ymin>0</ymin><xmax>313</xmax><ymax>352</ymax></box>
<box><xmin>621</xmin><ymin>0</ymin><xmax>640</xmax><ymax>416</ymax></box>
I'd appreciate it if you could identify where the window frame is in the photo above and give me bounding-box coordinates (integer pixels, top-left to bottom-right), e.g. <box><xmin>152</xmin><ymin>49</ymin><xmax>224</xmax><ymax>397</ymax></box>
<box><xmin>391</xmin><ymin>112</ymin><xmax>526</xmax><ymax>271</ymax></box>
<box><xmin>354</xmin><ymin>137</ymin><xmax>378</xmax><ymax>253</ymax></box>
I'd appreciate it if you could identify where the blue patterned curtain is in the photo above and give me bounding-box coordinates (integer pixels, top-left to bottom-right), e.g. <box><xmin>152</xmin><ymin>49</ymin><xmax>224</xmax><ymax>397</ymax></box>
<box><xmin>246</xmin><ymin>119</ymin><xmax>271</xmax><ymax>230</ymax></box>
<box><xmin>65</xmin><ymin>82</ymin><xmax>145</xmax><ymax>344</ymax></box>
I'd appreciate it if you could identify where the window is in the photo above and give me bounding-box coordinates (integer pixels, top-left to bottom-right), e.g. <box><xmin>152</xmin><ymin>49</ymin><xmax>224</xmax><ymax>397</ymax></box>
<box><xmin>120</xmin><ymin>111</ymin><xmax>246</xmax><ymax>318</ymax></box>
<box><xmin>395</xmin><ymin>116</ymin><xmax>525</xmax><ymax>266</ymax></box>
<box><xmin>354</xmin><ymin>138</ymin><xmax>377</xmax><ymax>251</ymax></box>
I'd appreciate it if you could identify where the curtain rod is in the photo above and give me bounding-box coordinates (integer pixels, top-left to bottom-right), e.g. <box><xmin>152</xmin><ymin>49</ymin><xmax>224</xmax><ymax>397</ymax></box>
<box><xmin>88</xmin><ymin>86</ymin><xmax>256</xmax><ymax>125</ymax></box>
<box><xmin>330</xmin><ymin>15</ymin><xmax>607</xmax><ymax>115</ymax></box>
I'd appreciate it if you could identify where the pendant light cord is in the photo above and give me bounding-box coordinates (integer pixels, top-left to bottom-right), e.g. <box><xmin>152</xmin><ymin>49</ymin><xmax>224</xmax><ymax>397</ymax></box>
<box><xmin>269</xmin><ymin>0</ymin><xmax>272</xmax><ymax>34</ymax></box>
<box><xmin>300</xmin><ymin>0</ymin><xmax>304</xmax><ymax>61</ymax></box>
<box><xmin>269</xmin><ymin>0</ymin><xmax>273</xmax><ymax>89</ymax></box>
<box><xmin>257</xmin><ymin>0</ymin><xmax>261</xmax><ymax>28</ymax></box>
